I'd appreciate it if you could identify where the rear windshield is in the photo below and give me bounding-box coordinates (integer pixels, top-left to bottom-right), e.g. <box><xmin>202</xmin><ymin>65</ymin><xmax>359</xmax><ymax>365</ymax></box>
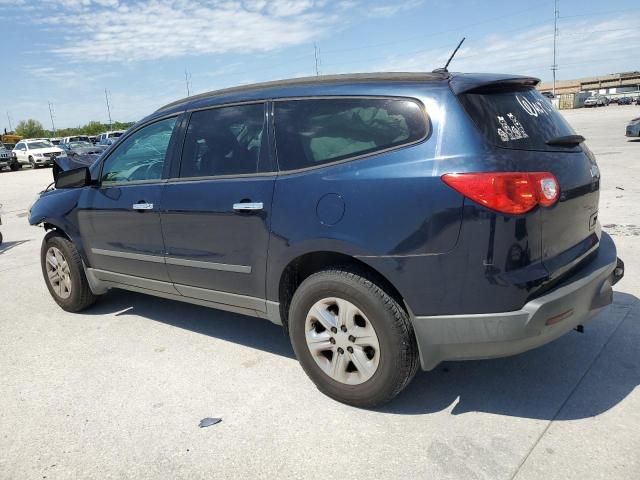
<box><xmin>459</xmin><ymin>88</ymin><xmax>579</xmax><ymax>151</ymax></box>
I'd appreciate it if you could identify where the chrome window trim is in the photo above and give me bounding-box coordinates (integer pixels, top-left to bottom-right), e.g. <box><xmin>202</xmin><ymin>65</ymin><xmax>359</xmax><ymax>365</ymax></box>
<box><xmin>166</xmin><ymin>171</ymin><xmax>276</xmax><ymax>183</ymax></box>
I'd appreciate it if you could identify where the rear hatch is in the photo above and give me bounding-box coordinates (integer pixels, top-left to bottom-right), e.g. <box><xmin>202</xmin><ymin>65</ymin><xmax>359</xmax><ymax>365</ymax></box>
<box><xmin>455</xmin><ymin>79</ymin><xmax>600</xmax><ymax>279</ymax></box>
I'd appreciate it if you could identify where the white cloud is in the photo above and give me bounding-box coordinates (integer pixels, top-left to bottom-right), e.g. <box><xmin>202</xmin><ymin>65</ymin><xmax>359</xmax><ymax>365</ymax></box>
<box><xmin>368</xmin><ymin>0</ymin><xmax>423</xmax><ymax>18</ymax></box>
<box><xmin>374</xmin><ymin>17</ymin><xmax>640</xmax><ymax>80</ymax></box>
<box><xmin>33</xmin><ymin>0</ymin><xmax>339</xmax><ymax>62</ymax></box>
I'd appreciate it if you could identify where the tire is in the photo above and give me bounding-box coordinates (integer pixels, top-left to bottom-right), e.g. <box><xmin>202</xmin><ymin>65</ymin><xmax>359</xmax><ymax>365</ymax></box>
<box><xmin>288</xmin><ymin>267</ymin><xmax>419</xmax><ymax>408</ymax></box>
<box><xmin>40</xmin><ymin>231</ymin><xmax>97</xmax><ymax>312</ymax></box>
<box><xmin>0</xmin><ymin>231</ymin><xmax>3</xmax><ymax>245</ymax></box>
<box><xmin>9</xmin><ymin>162</ymin><xmax>19</xmax><ymax>171</ymax></box>
<box><xmin>29</xmin><ymin>156</ymin><xmax>36</xmax><ymax>169</ymax></box>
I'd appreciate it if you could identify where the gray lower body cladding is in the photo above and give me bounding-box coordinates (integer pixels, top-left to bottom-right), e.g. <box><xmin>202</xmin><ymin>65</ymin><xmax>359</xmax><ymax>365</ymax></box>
<box><xmin>412</xmin><ymin>232</ymin><xmax>621</xmax><ymax>370</ymax></box>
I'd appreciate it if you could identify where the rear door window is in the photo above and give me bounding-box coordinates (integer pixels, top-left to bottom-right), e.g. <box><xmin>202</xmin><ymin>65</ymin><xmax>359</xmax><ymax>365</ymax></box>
<box><xmin>459</xmin><ymin>88</ymin><xmax>579</xmax><ymax>151</ymax></box>
<box><xmin>179</xmin><ymin>103</ymin><xmax>266</xmax><ymax>178</ymax></box>
<box><xmin>274</xmin><ymin>97</ymin><xmax>428</xmax><ymax>171</ymax></box>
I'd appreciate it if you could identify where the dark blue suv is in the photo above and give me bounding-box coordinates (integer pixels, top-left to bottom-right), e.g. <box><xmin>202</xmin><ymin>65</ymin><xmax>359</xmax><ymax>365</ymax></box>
<box><xmin>29</xmin><ymin>72</ymin><xmax>624</xmax><ymax>407</ymax></box>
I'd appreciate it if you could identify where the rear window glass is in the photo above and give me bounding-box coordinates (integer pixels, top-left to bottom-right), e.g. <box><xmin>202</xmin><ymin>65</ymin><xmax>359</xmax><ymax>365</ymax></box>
<box><xmin>459</xmin><ymin>88</ymin><xmax>579</xmax><ymax>151</ymax></box>
<box><xmin>274</xmin><ymin>97</ymin><xmax>428</xmax><ymax>171</ymax></box>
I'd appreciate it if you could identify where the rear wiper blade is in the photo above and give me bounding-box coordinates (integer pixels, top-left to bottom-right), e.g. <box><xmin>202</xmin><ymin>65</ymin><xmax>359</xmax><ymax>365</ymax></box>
<box><xmin>545</xmin><ymin>134</ymin><xmax>585</xmax><ymax>147</ymax></box>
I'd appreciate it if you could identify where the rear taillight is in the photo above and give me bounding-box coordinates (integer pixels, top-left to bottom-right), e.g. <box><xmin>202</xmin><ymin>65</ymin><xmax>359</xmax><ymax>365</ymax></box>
<box><xmin>441</xmin><ymin>172</ymin><xmax>559</xmax><ymax>215</ymax></box>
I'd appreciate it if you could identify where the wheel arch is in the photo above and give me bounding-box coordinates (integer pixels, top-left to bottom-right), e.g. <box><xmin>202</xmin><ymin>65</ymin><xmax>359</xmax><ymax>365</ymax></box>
<box><xmin>40</xmin><ymin>219</ymin><xmax>90</xmax><ymax>266</ymax></box>
<box><xmin>275</xmin><ymin>250</ymin><xmax>408</xmax><ymax>331</ymax></box>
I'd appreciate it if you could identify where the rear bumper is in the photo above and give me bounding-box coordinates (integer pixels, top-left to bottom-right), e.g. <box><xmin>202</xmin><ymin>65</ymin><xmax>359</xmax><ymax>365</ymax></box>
<box><xmin>412</xmin><ymin>232</ymin><xmax>623</xmax><ymax>370</ymax></box>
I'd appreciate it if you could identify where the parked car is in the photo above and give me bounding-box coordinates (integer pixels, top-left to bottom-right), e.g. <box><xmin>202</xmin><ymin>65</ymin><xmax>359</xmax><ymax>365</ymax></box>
<box><xmin>49</xmin><ymin>137</ymin><xmax>62</xmax><ymax>145</ymax></box>
<box><xmin>13</xmin><ymin>139</ymin><xmax>66</xmax><ymax>168</ymax></box>
<box><xmin>60</xmin><ymin>135</ymin><xmax>92</xmax><ymax>144</ymax></box>
<box><xmin>0</xmin><ymin>143</ymin><xmax>21</xmax><ymax>171</ymax></box>
<box><xmin>626</xmin><ymin>117</ymin><xmax>640</xmax><ymax>137</ymax></box>
<box><xmin>541</xmin><ymin>91</ymin><xmax>554</xmax><ymax>99</ymax></box>
<box><xmin>55</xmin><ymin>141</ymin><xmax>104</xmax><ymax>178</ymax></box>
<box><xmin>636</xmin><ymin>96</ymin><xmax>640</xmax><ymax>106</ymax></box>
<box><xmin>98</xmin><ymin>130</ymin><xmax>125</xmax><ymax>146</ymax></box>
<box><xmin>59</xmin><ymin>140</ymin><xmax>105</xmax><ymax>157</ymax></box>
<box><xmin>584</xmin><ymin>95</ymin><xmax>606</xmax><ymax>107</ymax></box>
<box><xmin>29</xmin><ymin>72</ymin><xmax>624</xmax><ymax>407</ymax></box>
<box><xmin>88</xmin><ymin>135</ymin><xmax>98</xmax><ymax>145</ymax></box>
<box><xmin>618</xmin><ymin>97</ymin><xmax>632</xmax><ymax>105</ymax></box>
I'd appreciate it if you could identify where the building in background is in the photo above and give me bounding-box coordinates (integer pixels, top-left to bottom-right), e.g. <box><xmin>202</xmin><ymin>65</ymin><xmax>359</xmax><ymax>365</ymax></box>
<box><xmin>538</xmin><ymin>71</ymin><xmax>640</xmax><ymax>109</ymax></box>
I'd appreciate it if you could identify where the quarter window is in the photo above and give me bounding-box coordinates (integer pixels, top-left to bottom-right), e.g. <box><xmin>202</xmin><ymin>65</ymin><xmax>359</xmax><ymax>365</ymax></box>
<box><xmin>101</xmin><ymin>117</ymin><xmax>177</xmax><ymax>184</ymax></box>
<box><xmin>180</xmin><ymin>103</ymin><xmax>266</xmax><ymax>178</ymax></box>
<box><xmin>274</xmin><ymin>97</ymin><xmax>428</xmax><ymax>171</ymax></box>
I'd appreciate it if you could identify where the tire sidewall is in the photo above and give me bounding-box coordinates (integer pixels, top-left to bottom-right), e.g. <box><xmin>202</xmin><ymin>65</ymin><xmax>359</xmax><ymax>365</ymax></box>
<box><xmin>289</xmin><ymin>272</ymin><xmax>412</xmax><ymax>406</ymax></box>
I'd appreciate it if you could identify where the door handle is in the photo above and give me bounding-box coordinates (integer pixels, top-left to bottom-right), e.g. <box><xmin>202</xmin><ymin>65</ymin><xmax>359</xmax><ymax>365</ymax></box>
<box><xmin>233</xmin><ymin>202</ymin><xmax>263</xmax><ymax>211</ymax></box>
<box><xmin>132</xmin><ymin>202</ymin><xmax>154</xmax><ymax>211</ymax></box>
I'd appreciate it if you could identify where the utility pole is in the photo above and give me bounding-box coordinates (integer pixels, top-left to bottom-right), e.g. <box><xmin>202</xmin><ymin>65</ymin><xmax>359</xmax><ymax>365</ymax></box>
<box><xmin>314</xmin><ymin>42</ymin><xmax>321</xmax><ymax>76</ymax></box>
<box><xmin>552</xmin><ymin>0</ymin><xmax>559</xmax><ymax>96</ymax></box>
<box><xmin>48</xmin><ymin>101</ymin><xmax>56</xmax><ymax>135</ymax></box>
<box><xmin>184</xmin><ymin>69</ymin><xmax>192</xmax><ymax>97</ymax></box>
<box><xmin>6</xmin><ymin>112</ymin><xmax>12</xmax><ymax>132</ymax></box>
<box><xmin>104</xmin><ymin>89</ymin><xmax>112</xmax><ymax>130</ymax></box>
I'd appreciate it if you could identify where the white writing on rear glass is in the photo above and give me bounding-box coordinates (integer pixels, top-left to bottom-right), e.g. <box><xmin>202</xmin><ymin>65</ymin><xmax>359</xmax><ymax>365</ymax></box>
<box><xmin>516</xmin><ymin>95</ymin><xmax>553</xmax><ymax>117</ymax></box>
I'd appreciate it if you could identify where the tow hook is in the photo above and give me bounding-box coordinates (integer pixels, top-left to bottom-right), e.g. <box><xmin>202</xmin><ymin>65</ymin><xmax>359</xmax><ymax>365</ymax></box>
<box><xmin>612</xmin><ymin>257</ymin><xmax>625</xmax><ymax>285</ymax></box>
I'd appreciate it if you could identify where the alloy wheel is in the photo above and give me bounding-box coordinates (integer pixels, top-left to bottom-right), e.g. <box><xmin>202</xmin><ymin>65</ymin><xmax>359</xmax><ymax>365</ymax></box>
<box><xmin>304</xmin><ymin>297</ymin><xmax>380</xmax><ymax>385</ymax></box>
<box><xmin>45</xmin><ymin>247</ymin><xmax>72</xmax><ymax>299</ymax></box>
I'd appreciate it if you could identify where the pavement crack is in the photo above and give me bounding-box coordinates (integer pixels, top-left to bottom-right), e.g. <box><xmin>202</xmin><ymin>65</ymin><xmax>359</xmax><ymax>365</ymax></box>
<box><xmin>509</xmin><ymin>298</ymin><xmax>639</xmax><ymax>480</ymax></box>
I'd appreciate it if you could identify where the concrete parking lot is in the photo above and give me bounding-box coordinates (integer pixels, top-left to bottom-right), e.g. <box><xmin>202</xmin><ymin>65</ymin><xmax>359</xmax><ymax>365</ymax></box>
<box><xmin>0</xmin><ymin>105</ymin><xmax>639</xmax><ymax>479</ymax></box>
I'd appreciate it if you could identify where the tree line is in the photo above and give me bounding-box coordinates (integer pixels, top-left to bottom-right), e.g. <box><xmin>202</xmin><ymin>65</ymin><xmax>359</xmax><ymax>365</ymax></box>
<box><xmin>10</xmin><ymin>119</ymin><xmax>136</xmax><ymax>139</ymax></box>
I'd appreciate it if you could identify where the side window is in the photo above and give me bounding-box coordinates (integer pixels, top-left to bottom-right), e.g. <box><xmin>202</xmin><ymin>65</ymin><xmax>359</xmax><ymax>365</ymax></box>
<box><xmin>180</xmin><ymin>103</ymin><xmax>265</xmax><ymax>178</ymax></box>
<box><xmin>101</xmin><ymin>117</ymin><xmax>177</xmax><ymax>184</ymax></box>
<box><xmin>274</xmin><ymin>97</ymin><xmax>428</xmax><ymax>171</ymax></box>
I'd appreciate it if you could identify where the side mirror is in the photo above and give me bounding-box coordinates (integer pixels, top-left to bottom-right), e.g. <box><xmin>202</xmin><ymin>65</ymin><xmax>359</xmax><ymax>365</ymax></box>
<box><xmin>55</xmin><ymin>166</ymin><xmax>91</xmax><ymax>189</ymax></box>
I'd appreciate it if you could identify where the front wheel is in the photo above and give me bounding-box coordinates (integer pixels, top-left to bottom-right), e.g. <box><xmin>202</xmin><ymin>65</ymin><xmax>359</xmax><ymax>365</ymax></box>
<box><xmin>289</xmin><ymin>268</ymin><xmax>419</xmax><ymax>408</ymax></box>
<box><xmin>41</xmin><ymin>232</ymin><xmax>97</xmax><ymax>312</ymax></box>
<box><xmin>9</xmin><ymin>162</ymin><xmax>20</xmax><ymax>171</ymax></box>
<box><xmin>29</xmin><ymin>157</ymin><xmax>36</xmax><ymax>169</ymax></box>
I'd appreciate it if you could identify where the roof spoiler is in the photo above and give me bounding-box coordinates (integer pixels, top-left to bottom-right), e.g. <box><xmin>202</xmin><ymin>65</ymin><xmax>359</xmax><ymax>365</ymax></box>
<box><xmin>449</xmin><ymin>73</ymin><xmax>540</xmax><ymax>95</ymax></box>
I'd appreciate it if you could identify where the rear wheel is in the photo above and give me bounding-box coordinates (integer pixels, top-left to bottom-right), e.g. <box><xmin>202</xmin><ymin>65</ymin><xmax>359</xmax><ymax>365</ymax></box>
<box><xmin>289</xmin><ymin>268</ymin><xmax>419</xmax><ymax>408</ymax></box>
<box><xmin>41</xmin><ymin>232</ymin><xmax>97</xmax><ymax>312</ymax></box>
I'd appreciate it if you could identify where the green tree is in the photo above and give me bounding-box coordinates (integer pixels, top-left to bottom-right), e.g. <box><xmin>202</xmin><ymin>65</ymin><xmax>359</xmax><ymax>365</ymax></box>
<box><xmin>15</xmin><ymin>119</ymin><xmax>45</xmax><ymax>139</ymax></box>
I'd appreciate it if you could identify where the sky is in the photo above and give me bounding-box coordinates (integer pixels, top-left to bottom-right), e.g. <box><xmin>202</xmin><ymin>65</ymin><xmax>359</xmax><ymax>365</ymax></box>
<box><xmin>0</xmin><ymin>0</ymin><xmax>638</xmax><ymax>131</ymax></box>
